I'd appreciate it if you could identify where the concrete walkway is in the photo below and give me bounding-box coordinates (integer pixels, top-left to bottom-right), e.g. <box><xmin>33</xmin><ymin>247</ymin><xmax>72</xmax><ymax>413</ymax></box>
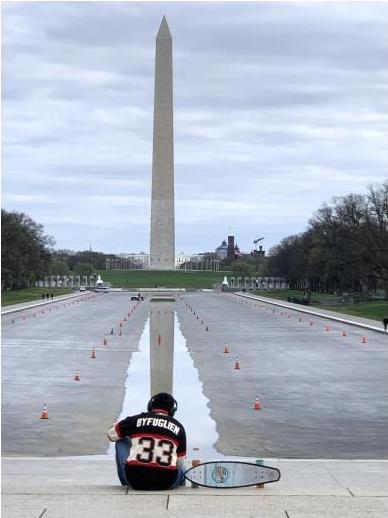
<box><xmin>3</xmin><ymin>292</ymin><xmax>387</xmax><ymax>517</ymax></box>
<box><xmin>2</xmin><ymin>456</ymin><xmax>388</xmax><ymax>517</ymax></box>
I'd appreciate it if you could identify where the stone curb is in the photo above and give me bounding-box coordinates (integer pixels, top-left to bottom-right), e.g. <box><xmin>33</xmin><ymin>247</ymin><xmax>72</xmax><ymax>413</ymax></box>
<box><xmin>1</xmin><ymin>292</ymin><xmax>90</xmax><ymax>316</ymax></box>
<box><xmin>236</xmin><ymin>293</ymin><xmax>387</xmax><ymax>335</ymax></box>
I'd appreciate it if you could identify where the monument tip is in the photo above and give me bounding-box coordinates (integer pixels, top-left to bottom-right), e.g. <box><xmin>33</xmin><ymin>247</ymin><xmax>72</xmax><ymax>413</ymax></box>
<box><xmin>157</xmin><ymin>15</ymin><xmax>172</xmax><ymax>40</ymax></box>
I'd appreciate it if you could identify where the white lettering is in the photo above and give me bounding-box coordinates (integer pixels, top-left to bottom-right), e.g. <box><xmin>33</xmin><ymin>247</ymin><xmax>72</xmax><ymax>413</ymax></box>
<box><xmin>135</xmin><ymin>417</ymin><xmax>180</xmax><ymax>435</ymax></box>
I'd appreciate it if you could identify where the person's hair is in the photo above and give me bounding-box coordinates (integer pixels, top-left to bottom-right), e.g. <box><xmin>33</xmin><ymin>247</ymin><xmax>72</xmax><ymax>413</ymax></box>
<box><xmin>147</xmin><ymin>392</ymin><xmax>178</xmax><ymax>416</ymax></box>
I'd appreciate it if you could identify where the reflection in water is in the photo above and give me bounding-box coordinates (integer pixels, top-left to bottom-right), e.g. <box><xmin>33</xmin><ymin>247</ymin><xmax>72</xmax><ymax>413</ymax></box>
<box><xmin>108</xmin><ymin>307</ymin><xmax>220</xmax><ymax>458</ymax></box>
<box><xmin>150</xmin><ymin>305</ymin><xmax>174</xmax><ymax>395</ymax></box>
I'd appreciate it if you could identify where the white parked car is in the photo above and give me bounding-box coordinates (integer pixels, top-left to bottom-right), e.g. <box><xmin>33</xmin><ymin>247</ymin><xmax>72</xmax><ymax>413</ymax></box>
<box><xmin>79</xmin><ymin>286</ymin><xmax>86</xmax><ymax>291</ymax></box>
<box><xmin>95</xmin><ymin>285</ymin><xmax>109</xmax><ymax>293</ymax></box>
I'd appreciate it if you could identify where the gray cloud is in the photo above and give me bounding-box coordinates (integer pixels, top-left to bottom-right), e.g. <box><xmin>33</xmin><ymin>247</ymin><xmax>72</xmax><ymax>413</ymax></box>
<box><xmin>2</xmin><ymin>1</ymin><xmax>388</xmax><ymax>254</ymax></box>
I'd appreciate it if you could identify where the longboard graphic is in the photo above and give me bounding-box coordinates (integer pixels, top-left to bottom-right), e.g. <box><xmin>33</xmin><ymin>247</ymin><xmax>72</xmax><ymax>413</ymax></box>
<box><xmin>184</xmin><ymin>461</ymin><xmax>281</xmax><ymax>488</ymax></box>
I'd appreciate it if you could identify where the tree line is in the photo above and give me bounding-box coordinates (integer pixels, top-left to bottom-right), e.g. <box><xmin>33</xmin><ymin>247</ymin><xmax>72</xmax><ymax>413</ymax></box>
<box><xmin>2</xmin><ymin>181</ymin><xmax>387</xmax><ymax>294</ymax></box>
<box><xmin>1</xmin><ymin>209</ymin><xmax>118</xmax><ymax>290</ymax></box>
<box><xmin>268</xmin><ymin>182</ymin><xmax>388</xmax><ymax>295</ymax></box>
<box><xmin>227</xmin><ymin>182</ymin><xmax>387</xmax><ymax>296</ymax></box>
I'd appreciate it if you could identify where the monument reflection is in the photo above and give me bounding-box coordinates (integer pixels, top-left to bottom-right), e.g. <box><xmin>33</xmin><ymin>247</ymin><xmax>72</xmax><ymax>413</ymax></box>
<box><xmin>109</xmin><ymin>300</ymin><xmax>219</xmax><ymax>457</ymax></box>
<box><xmin>150</xmin><ymin>302</ymin><xmax>174</xmax><ymax>396</ymax></box>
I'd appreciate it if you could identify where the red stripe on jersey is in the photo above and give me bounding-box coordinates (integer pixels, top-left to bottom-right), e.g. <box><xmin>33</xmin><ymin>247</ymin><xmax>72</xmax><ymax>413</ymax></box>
<box><xmin>127</xmin><ymin>460</ymin><xmax>178</xmax><ymax>470</ymax></box>
<box><xmin>115</xmin><ymin>422</ymin><xmax>124</xmax><ymax>439</ymax></box>
<box><xmin>131</xmin><ymin>432</ymin><xmax>179</xmax><ymax>448</ymax></box>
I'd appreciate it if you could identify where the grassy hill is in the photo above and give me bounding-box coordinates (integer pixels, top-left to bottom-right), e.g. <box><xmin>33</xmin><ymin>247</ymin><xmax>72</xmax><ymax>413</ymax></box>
<box><xmin>254</xmin><ymin>289</ymin><xmax>388</xmax><ymax>321</ymax></box>
<box><xmin>97</xmin><ymin>269</ymin><xmax>231</xmax><ymax>289</ymax></box>
<box><xmin>1</xmin><ymin>288</ymin><xmax>73</xmax><ymax>307</ymax></box>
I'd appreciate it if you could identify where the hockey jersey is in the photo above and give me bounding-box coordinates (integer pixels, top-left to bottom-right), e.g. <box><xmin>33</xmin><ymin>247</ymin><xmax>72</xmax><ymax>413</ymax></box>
<box><xmin>109</xmin><ymin>410</ymin><xmax>186</xmax><ymax>490</ymax></box>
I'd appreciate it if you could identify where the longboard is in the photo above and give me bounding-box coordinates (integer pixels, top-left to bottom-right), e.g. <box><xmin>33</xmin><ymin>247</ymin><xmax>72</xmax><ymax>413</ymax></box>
<box><xmin>184</xmin><ymin>460</ymin><xmax>281</xmax><ymax>488</ymax></box>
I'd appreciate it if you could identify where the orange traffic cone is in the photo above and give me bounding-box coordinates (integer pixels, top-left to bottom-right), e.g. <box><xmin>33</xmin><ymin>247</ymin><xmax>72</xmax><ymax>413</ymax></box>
<box><xmin>90</xmin><ymin>347</ymin><xmax>96</xmax><ymax>359</ymax></box>
<box><xmin>341</xmin><ymin>330</ymin><xmax>347</xmax><ymax>337</ymax></box>
<box><xmin>224</xmin><ymin>345</ymin><xmax>230</xmax><ymax>353</ymax></box>
<box><xmin>234</xmin><ymin>357</ymin><xmax>240</xmax><ymax>370</ymax></box>
<box><xmin>253</xmin><ymin>396</ymin><xmax>261</xmax><ymax>410</ymax></box>
<box><xmin>40</xmin><ymin>403</ymin><xmax>49</xmax><ymax>419</ymax></box>
<box><xmin>74</xmin><ymin>370</ymin><xmax>80</xmax><ymax>381</ymax></box>
<box><xmin>361</xmin><ymin>336</ymin><xmax>368</xmax><ymax>344</ymax></box>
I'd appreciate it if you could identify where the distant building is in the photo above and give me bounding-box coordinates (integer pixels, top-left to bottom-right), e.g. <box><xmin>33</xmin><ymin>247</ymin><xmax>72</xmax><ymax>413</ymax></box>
<box><xmin>175</xmin><ymin>252</ymin><xmax>192</xmax><ymax>267</ymax></box>
<box><xmin>106</xmin><ymin>253</ymin><xmax>150</xmax><ymax>270</ymax></box>
<box><xmin>215</xmin><ymin>240</ymin><xmax>228</xmax><ymax>259</ymax></box>
<box><xmin>251</xmin><ymin>245</ymin><xmax>265</xmax><ymax>257</ymax></box>
<box><xmin>106</xmin><ymin>252</ymin><xmax>200</xmax><ymax>270</ymax></box>
<box><xmin>227</xmin><ymin>235</ymin><xmax>235</xmax><ymax>260</ymax></box>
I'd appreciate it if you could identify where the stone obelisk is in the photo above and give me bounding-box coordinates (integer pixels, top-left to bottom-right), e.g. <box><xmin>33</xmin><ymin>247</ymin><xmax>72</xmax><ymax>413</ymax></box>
<box><xmin>150</xmin><ymin>16</ymin><xmax>175</xmax><ymax>270</ymax></box>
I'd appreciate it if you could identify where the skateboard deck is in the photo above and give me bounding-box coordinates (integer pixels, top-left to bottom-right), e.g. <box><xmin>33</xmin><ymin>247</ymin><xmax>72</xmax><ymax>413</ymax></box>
<box><xmin>184</xmin><ymin>460</ymin><xmax>281</xmax><ymax>488</ymax></box>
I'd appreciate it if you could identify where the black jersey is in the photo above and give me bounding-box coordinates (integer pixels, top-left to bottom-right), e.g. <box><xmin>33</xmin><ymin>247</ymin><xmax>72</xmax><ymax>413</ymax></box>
<box><xmin>115</xmin><ymin>410</ymin><xmax>186</xmax><ymax>490</ymax></box>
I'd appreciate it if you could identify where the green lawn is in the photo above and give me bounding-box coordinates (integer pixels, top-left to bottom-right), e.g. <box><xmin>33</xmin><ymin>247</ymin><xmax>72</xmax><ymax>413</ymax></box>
<box><xmin>253</xmin><ymin>289</ymin><xmax>338</xmax><ymax>303</ymax></box>
<box><xmin>254</xmin><ymin>289</ymin><xmax>303</xmax><ymax>302</ymax></box>
<box><xmin>1</xmin><ymin>288</ymin><xmax>73</xmax><ymax>307</ymax></box>
<box><xmin>98</xmin><ymin>269</ymin><xmax>230</xmax><ymax>289</ymax></box>
<box><xmin>254</xmin><ymin>289</ymin><xmax>387</xmax><ymax>321</ymax></box>
<box><xmin>1</xmin><ymin>271</ymin><xmax>230</xmax><ymax>306</ymax></box>
<box><xmin>318</xmin><ymin>302</ymin><xmax>388</xmax><ymax>322</ymax></box>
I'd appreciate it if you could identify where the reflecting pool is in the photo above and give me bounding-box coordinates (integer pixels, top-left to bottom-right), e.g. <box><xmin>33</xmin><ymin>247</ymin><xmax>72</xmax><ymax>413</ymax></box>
<box><xmin>108</xmin><ymin>306</ymin><xmax>220</xmax><ymax>458</ymax></box>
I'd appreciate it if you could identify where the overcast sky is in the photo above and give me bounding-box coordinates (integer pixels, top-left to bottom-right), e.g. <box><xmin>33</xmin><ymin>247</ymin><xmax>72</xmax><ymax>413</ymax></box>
<box><xmin>2</xmin><ymin>1</ymin><xmax>388</xmax><ymax>255</ymax></box>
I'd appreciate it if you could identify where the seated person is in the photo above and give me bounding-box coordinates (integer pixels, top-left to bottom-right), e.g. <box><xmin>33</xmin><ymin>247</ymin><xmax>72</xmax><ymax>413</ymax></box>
<box><xmin>108</xmin><ymin>392</ymin><xmax>186</xmax><ymax>490</ymax></box>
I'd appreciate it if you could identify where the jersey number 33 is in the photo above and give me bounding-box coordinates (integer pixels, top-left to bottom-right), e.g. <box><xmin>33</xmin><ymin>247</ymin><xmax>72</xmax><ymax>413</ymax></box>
<box><xmin>127</xmin><ymin>435</ymin><xmax>178</xmax><ymax>468</ymax></box>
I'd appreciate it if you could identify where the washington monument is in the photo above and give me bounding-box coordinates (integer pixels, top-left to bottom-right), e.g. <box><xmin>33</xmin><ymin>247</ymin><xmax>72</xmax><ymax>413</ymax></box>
<box><xmin>150</xmin><ymin>16</ymin><xmax>175</xmax><ymax>270</ymax></box>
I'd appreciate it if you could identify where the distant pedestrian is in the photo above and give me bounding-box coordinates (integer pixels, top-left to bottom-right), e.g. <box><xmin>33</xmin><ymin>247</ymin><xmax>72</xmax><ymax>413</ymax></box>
<box><xmin>41</xmin><ymin>293</ymin><xmax>45</xmax><ymax>300</ymax></box>
<box><xmin>383</xmin><ymin>317</ymin><xmax>388</xmax><ymax>332</ymax></box>
<box><xmin>46</xmin><ymin>293</ymin><xmax>49</xmax><ymax>300</ymax></box>
<box><xmin>50</xmin><ymin>293</ymin><xmax>54</xmax><ymax>300</ymax></box>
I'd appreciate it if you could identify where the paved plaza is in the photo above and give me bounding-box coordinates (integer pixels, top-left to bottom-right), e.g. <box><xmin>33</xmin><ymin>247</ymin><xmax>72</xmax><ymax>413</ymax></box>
<box><xmin>2</xmin><ymin>291</ymin><xmax>388</xmax><ymax>516</ymax></box>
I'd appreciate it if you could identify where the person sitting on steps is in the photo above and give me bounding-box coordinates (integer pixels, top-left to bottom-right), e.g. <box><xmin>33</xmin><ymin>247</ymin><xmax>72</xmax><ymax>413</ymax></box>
<box><xmin>108</xmin><ymin>392</ymin><xmax>186</xmax><ymax>490</ymax></box>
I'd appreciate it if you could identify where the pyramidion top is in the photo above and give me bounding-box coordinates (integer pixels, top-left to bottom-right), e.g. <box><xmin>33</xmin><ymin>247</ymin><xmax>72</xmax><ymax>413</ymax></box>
<box><xmin>157</xmin><ymin>16</ymin><xmax>172</xmax><ymax>40</ymax></box>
